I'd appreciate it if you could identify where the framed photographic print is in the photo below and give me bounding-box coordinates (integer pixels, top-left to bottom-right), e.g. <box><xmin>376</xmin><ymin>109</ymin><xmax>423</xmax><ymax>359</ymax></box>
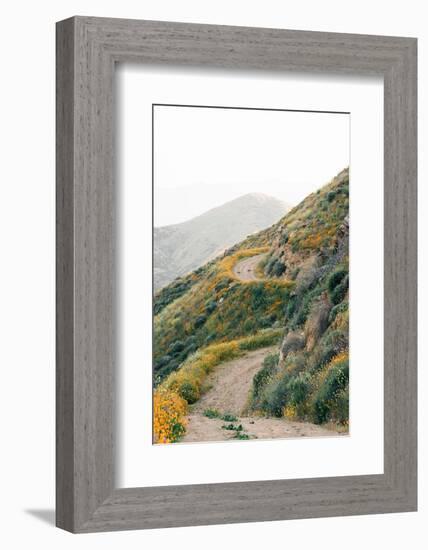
<box><xmin>56</xmin><ymin>17</ymin><xmax>417</xmax><ymax>532</ymax></box>
<box><xmin>150</xmin><ymin>104</ymin><xmax>351</xmax><ymax>446</ymax></box>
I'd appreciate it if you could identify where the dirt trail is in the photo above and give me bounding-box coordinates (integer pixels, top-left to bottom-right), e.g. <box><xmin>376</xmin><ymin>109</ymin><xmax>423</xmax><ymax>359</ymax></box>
<box><xmin>181</xmin><ymin>346</ymin><xmax>341</xmax><ymax>443</ymax></box>
<box><xmin>232</xmin><ymin>253</ymin><xmax>266</xmax><ymax>282</ymax></box>
<box><xmin>192</xmin><ymin>346</ymin><xmax>276</xmax><ymax>416</ymax></box>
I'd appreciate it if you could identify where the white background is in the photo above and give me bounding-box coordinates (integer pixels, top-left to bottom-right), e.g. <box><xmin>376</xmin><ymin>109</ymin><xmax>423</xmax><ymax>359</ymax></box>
<box><xmin>153</xmin><ymin>103</ymin><xmax>350</xmax><ymax>225</ymax></box>
<box><xmin>0</xmin><ymin>1</ymin><xmax>425</xmax><ymax>549</ymax></box>
<box><xmin>118</xmin><ymin>67</ymin><xmax>383</xmax><ymax>488</ymax></box>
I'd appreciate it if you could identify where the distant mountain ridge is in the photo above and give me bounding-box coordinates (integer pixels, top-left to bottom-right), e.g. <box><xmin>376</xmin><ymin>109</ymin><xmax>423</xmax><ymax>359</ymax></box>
<box><xmin>154</xmin><ymin>193</ymin><xmax>289</xmax><ymax>291</ymax></box>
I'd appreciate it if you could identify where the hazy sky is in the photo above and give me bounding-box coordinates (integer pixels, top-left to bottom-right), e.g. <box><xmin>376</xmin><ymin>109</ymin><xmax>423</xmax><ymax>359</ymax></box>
<box><xmin>154</xmin><ymin>105</ymin><xmax>349</xmax><ymax>226</ymax></box>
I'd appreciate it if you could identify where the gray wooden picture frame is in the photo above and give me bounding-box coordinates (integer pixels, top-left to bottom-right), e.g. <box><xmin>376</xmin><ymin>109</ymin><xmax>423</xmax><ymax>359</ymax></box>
<box><xmin>56</xmin><ymin>16</ymin><xmax>417</xmax><ymax>533</ymax></box>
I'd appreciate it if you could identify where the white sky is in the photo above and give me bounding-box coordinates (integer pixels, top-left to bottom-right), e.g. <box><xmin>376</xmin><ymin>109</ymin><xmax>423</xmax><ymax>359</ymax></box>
<box><xmin>154</xmin><ymin>105</ymin><xmax>349</xmax><ymax>226</ymax></box>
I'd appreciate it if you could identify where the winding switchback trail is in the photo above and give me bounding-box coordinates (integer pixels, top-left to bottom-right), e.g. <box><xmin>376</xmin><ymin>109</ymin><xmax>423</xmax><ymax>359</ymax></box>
<box><xmin>181</xmin><ymin>346</ymin><xmax>341</xmax><ymax>443</ymax></box>
<box><xmin>232</xmin><ymin>253</ymin><xmax>267</xmax><ymax>282</ymax></box>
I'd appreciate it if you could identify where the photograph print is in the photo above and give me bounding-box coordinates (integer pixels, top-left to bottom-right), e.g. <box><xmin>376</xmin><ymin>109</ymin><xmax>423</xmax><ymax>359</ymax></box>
<box><xmin>153</xmin><ymin>104</ymin><xmax>349</xmax><ymax>444</ymax></box>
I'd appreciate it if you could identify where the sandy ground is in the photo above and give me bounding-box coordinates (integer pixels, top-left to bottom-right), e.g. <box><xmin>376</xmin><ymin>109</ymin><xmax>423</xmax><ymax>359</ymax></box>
<box><xmin>181</xmin><ymin>346</ymin><xmax>342</xmax><ymax>443</ymax></box>
<box><xmin>182</xmin><ymin>413</ymin><xmax>337</xmax><ymax>443</ymax></box>
<box><xmin>232</xmin><ymin>253</ymin><xmax>266</xmax><ymax>281</ymax></box>
<box><xmin>191</xmin><ymin>346</ymin><xmax>276</xmax><ymax>416</ymax></box>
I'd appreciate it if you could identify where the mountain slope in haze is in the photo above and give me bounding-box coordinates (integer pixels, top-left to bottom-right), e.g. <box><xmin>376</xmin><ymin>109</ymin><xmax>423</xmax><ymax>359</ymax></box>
<box><xmin>154</xmin><ymin>193</ymin><xmax>289</xmax><ymax>291</ymax></box>
<box><xmin>154</xmin><ymin>168</ymin><xmax>349</xmax><ymax>432</ymax></box>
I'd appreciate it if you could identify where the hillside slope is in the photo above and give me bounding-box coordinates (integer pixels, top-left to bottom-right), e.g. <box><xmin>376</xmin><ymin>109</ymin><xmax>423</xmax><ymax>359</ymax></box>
<box><xmin>153</xmin><ymin>168</ymin><xmax>349</xmax><ymax>443</ymax></box>
<box><xmin>154</xmin><ymin>193</ymin><xmax>289</xmax><ymax>290</ymax></box>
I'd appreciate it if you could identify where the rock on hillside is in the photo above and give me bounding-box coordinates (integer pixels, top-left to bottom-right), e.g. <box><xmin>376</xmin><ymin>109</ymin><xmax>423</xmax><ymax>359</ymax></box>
<box><xmin>154</xmin><ymin>193</ymin><xmax>289</xmax><ymax>291</ymax></box>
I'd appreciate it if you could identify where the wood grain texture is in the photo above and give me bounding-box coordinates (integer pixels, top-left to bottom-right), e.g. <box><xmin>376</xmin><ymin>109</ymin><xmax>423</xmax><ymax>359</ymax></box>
<box><xmin>56</xmin><ymin>18</ymin><xmax>75</xmax><ymax>532</ymax></box>
<box><xmin>56</xmin><ymin>16</ymin><xmax>417</xmax><ymax>532</ymax></box>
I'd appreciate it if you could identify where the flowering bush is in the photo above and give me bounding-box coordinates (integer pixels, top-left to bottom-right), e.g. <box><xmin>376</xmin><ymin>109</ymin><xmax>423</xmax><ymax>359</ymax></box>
<box><xmin>311</xmin><ymin>351</ymin><xmax>349</xmax><ymax>424</ymax></box>
<box><xmin>153</xmin><ymin>388</ymin><xmax>188</xmax><ymax>444</ymax></box>
<box><xmin>283</xmin><ymin>404</ymin><xmax>297</xmax><ymax>419</ymax></box>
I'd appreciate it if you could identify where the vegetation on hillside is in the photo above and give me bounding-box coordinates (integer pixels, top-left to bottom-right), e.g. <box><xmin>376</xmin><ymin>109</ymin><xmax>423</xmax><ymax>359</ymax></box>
<box><xmin>153</xmin><ymin>388</ymin><xmax>188</xmax><ymax>444</ymax></box>
<box><xmin>153</xmin><ymin>247</ymin><xmax>293</xmax><ymax>382</ymax></box>
<box><xmin>247</xmin><ymin>169</ymin><xmax>349</xmax><ymax>426</ymax></box>
<box><xmin>153</xmin><ymin>168</ymin><xmax>349</xmax><ymax>441</ymax></box>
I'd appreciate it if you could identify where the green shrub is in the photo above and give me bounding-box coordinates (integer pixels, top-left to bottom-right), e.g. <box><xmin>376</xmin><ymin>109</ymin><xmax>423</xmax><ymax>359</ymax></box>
<box><xmin>154</xmin><ymin>359</ymin><xmax>180</xmax><ymax>383</ymax></box>
<box><xmin>272</xmin><ymin>260</ymin><xmax>286</xmax><ymax>277</ymax></box>
<box><xmin>222</xmin><ymin>423</ymin><xmax>243</xmax><ymax>431</ymax></box>
<box><xmin>154</xmin><ymin>278</ymin><xmax>196</xmax><ymax>315</ymax></box>
<box><xmin>327</xmin><ymin>268</ymin><xmax>348</xmax><ymax>305</ymax></box>
<box><xmin>265</xmin><ymin>257</ymin><xmax>277</xmax><ymax>276</ymax></box>
<box><xmin>279</xmin><ymin>231</ymin><xmax>289</xmax><ymax>245</ymax></box>
<box><xmin>312</xmin><ymin>394</ymin><xmax>329</xmax><ymax>424</ymax></box>
<box><xmin>265</xmin><ymin>258</ymin><xmax>286</xmax><ymax>278</ymax></box>
<box><xmin>286</xmin><ymin>373</ymin><xmax>311</xmax><ymax>406</ymax></box>
<box><xmin>252</xmin><ymin>353</ymin><xmax>279</xmax><ymax>401</ymax></box>
<box><xmin>203</xmin><ymin>408</ymin><xmax>221</xmax><ymax>419</ymax></box>
<box><xmin>205</xmin><ymin>300</ymin><xmax>217</xmax><ymax>314</ymax></box>
<box><xmin>234</xmin><ymin>433</ymin><xmax>250</xmax><ymax>440</ymax></box>
<box><xmin>263</xmin><ymin>352</ymin><xmax>280</xmax><ymax>370</ymax></box>
<box><xmin>243</xmin><ymin>318</ymin><xmax>256</xmax><ymax>332</ymax></box>
<box><xmin>178</xmin><ymin>381</ymin><xmax>199</xmax><ymax>404</ymax></box>
<box><xmin>259</xmin><ymin>368</ymin><xmax>311</xmax><ymax>418</ymax></box>
<box><xmin>311</xmin><ymin>347</ymin><xmax>335</xmax><ymax>373</ymax></box>
<box><xmin>238</xmin><ymin>330</ymin><xmax>282</xmax><ymax>351</ymax></box>
<box><xmin>327</xmin><ymin>268</ymin><xmax>346</xmax><ymax>290</ymax></box>
<box><xmin>222</xmin><ymin>413</ymin><xmax>238</xmax><ymax>422</ymax></box>
<box><xmin>214</xmin><ymin>279</ymin><xmax>229</xmax><ymax>292</ymax></box>
<box><xmin>312</xmin><ymin>357</ymin><xmax>349</xmax><ymax>423</ymax></box>
<box><xmin>194</xmin><ymin>314</ymin><xmax>207</xmax><ymax>329</ymax></box>
<box><xmin>330</xmin><ymin>275</ymin><xmax>348</xmax><ymax>305</ymax></box>
<box><xmin>260</xmin><ymin>313</ymin><xmax>277</xmax><ymax>328</ymax></box>
<box><xmin>204</xmin><ymin>333</ymin><xmax>216</xmax><ymax>345</ymax></box>
<box><xmin>155</xmin><ymin>354</ymin><xmax>172</xmax><ymax>371</ymax></box>
<box><xmin>311</xmin><ymin>329</ymin><xmax>348</xmax><ymax>372</ymax></box>
<box><xmin>261</xmin><ymin>375</ymin><xmax>289</xmax><ymax>417</ymax></box>
<box><xmin>289</xmin><ymin>281</ymin><xmax>325</xmax><ymax>329</ymax></box>
<box><xmin>259</xmin><ymin>254</ymin><xmax>269</xmax><ymax>272</ymax></box>
<box><xmin>322</xmin><ymin>329</ymin><xmax>348</xmax><ymax>351</ymax></box>
<box><xmin>251</xmin><ymin>284</ymin><xmax>268</xmax><ymax>308</ymax></box>
<box><xmin>330</xmin><ymin>386</ymin><xmax>349</xmax><ymax>424</ymax></box>
<box><xmin>283</xmin><ymin>353</ymin><xmax>308</xmax><ymax>377</ymax></box>
<box><xmin>184</xmin><ymin>341</ymin><xmax>198</xmax><ymax>356</ymax></box>
<box><xmin>328</xmin><ymin>301</ymin><xmax>348</xmax><ymax>324</ymax></box>
<box><xmin>285</xmin><ymin>295</ymin><xmax>298</xmax><ymax>319</ymax></box>
<box><xmin>169</xmin><ymin>340</ymin><xmax>185</xmax><ymax>355</ymax></box>
<box><xmin>290</xmin><ymin>306</ymin><xmax>310</xmax><ymax>330</ymax></box>
<box><xmin>292</xmin><ymin>302</ymin><xmax>310</xmax><ymax>328</ymax></box>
